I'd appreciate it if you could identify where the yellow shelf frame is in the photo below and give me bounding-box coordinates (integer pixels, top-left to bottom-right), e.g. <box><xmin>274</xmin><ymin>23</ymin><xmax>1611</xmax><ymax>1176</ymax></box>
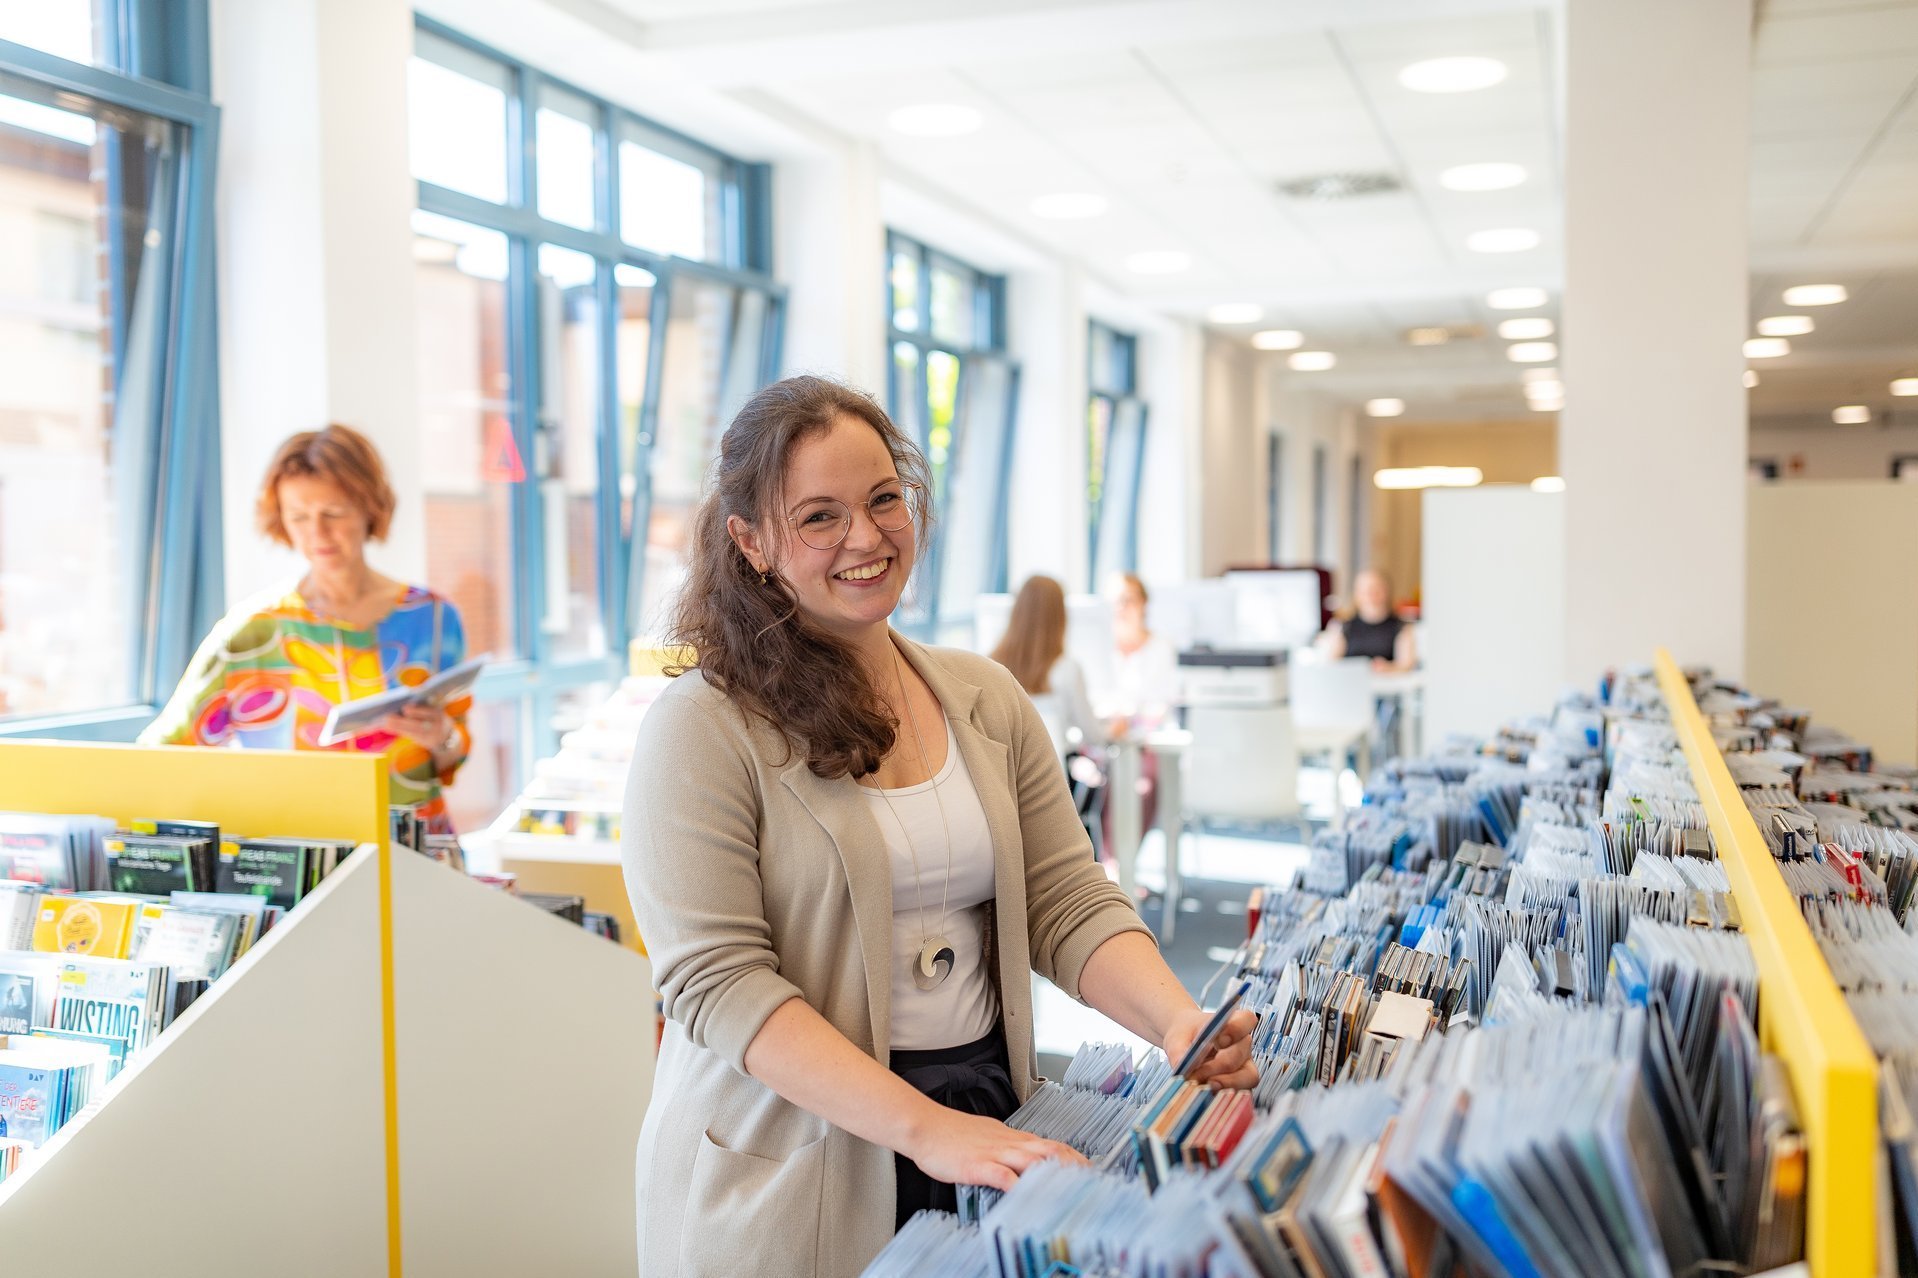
<box><xmin>0</xmin><ymin>739</ymin><xmax>400</xmax><ymax>1275</ymax></box>
<box><xmin>1654</xmin><ymin>651</ymin><xmax>1878</xmax><ymax>1278</ymax></box>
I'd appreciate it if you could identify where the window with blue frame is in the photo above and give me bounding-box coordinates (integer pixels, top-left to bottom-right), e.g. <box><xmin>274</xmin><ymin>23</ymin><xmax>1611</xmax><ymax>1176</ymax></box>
<box><xmin>1087</xmin><ymin>320</ymin><xmax>1147</xmax><ymax>590</ymax></box>
<box><xmin>408</xmin><ymin>19</ymin><xmax>782</xmax><ymax>828</ymax></box>
<box><xmin>884</xmin><ymin>232</ymin><xmax>1018</xmax><ymax>642</ymax></box>
<box><xmin>0</xmin><ymin>2</ymin><xmax>222</xmax><ymax>737</ymax></box>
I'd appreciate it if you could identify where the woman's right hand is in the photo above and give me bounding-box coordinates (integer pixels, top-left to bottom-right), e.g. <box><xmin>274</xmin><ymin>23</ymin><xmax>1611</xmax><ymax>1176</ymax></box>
<box><xmin>903</xmin><ymin>1107</ymin><xmax>1087</xmax><ymax>1192</ymax></box>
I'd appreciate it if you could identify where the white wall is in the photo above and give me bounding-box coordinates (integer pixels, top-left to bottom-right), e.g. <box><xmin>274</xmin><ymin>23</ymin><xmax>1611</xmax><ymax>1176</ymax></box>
<box><xmin>1422</xmin><ymin>488</ymin><xmax>1567</xmax><ymax>744</ymax></box>
<box><xmin>1747</xmin><ymin>483</ymin><xmax>1918</xmax><ymax>765</ymax></box>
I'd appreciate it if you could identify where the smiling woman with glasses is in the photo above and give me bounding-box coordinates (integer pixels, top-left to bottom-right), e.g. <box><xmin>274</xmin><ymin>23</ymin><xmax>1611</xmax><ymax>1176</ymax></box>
<box><xmin>618</xmin><ymin>374</ymin><xmax>1257</xmax><ymax>1276</ymax></box>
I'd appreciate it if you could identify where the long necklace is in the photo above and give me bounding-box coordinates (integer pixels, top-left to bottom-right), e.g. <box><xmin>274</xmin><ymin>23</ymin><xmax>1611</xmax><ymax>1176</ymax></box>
<box><xmin>877</xmin><ymin>647</ymin><xmax>957</xmax><ymax>992</ymax></box>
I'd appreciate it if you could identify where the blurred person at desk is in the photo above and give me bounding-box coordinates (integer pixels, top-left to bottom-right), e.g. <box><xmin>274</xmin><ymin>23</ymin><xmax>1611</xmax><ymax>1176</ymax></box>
<box><xmin>1314</xmin><ymin>568</ymin><xmax>1417</xmax><ymax>673</ymax></box>
<box><xmin>1101</xmin><ymin>571</ymin><xmax>1178</xmax><ymax>735</ymax></box>
<box><xmin>990</xmin><ymin>575</ymin><xmax>1106</xmax><ymax>762</ymax></box>
<box><xmin>140</xmin><ymin>425</ymin><xmax>472</xmax><ymax>834</ymax></box>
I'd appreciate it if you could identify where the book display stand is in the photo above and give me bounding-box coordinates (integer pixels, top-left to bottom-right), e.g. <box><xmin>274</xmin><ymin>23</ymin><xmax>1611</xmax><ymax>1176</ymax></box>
<box><xmin>0</xmin><ymin>741</ymin><xmax>655</xmax><ymax>1278</ymax></box>
<box><xmin>1654</xmin><ymin>651</ymin><xmax>1877</xmax><ymax>1278</ymax></box>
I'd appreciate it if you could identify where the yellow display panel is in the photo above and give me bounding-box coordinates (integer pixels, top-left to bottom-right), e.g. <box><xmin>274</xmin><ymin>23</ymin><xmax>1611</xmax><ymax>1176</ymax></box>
<box><xmin>1654</xmin><ymin>652</ymin><xmax>1877</xmax><ymax>1278</ymax></box>
<box><xmin>0</xmin><ymin>738</ymin><xmax>389</xmax><ymax>850</ymax></box>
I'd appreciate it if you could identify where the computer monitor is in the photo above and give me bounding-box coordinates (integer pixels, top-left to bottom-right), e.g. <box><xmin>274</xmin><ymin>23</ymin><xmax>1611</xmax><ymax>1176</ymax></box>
<box><xmin>1224</xmin><ymin>569</ymin><xmax>1325</xmax><ymax>650</ymax></box>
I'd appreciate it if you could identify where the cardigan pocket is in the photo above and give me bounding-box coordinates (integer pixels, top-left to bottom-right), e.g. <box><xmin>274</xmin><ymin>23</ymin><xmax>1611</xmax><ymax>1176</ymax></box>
<box><xmin>680</xmin><ymin>1127</ymin><xmax>827</xmax><ymax>1276</ymax></box>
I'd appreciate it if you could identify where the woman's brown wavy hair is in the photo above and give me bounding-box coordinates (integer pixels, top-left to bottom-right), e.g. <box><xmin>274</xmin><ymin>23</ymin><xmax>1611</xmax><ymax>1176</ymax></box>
<box><xmin>990</xmin><ymin>575</ymin><xmax>1068</xmax><ymax>696</ymax></box>
<box><xmin>667</xmin><ymin>375</ymin><xmax>935</xmax><ymax>780</ymax></box>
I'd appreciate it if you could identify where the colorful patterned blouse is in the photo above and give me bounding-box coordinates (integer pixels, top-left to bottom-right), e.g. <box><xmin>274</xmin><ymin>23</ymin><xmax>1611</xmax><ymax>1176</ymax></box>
<box><xmin>140</xmin><ymin>583</ymin><xmax>473</xmax><ymax>834</ymax></box>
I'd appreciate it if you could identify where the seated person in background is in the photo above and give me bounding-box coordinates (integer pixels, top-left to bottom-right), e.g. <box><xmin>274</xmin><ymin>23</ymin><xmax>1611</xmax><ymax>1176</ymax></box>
<box><xmin>1315</xmin><ymin>568</ymin><xmax>1417</xmax><ymax>673</ymax></box>
<box><xmin>1102</xmin><ymin>572</ymin><xmax>1179</xmax><ymax>736</ymax></box>
<box><xmin>990</xmin><ymin>575</ymin><xmax>1105</xmax><ymax>763</ymax></box>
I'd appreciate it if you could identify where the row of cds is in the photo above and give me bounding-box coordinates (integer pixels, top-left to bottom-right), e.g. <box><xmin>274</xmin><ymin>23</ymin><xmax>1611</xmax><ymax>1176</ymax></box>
<box><xmin>865</xmin><ymin>668</ymin><xmax>1811</xmax><ymax>1278</ymax></box>
<box><xmin>1687</xmin><ymin>669</ymin><xmax>1918</xmax><ymax>1272</ymax></box>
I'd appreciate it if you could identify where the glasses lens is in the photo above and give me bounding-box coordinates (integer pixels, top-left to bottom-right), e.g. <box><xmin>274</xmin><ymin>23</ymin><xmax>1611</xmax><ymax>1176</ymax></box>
<box><xmin>870</xmin><ymin>484</ymin><xmax>915</xmax><ymax>532</ymax></box>
<box><xmin>795</xmin><ymin>501</ymin><xmax>850</xmax><ymax>550</ymax></box>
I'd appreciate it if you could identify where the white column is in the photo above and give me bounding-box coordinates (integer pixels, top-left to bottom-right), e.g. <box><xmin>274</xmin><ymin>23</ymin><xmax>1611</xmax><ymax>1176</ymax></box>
<box><xmin>1005</xmin><ymin>263</ymin><xmax>1086</xmax><ymax>591</ymax></box>
<box><xmin>211</xmin><ymin>0</ymin><xmax>424</xmax><ymax>600</ymax></box>
<box><xmin>774</xmin><ymin>135</ymin><xmax>884</xmax><ymax>391</ymax></box>
<box><xmin>1560</xmin><ymin>0</ymin><xmax>1751</xmax><ymax>681</ymax></box>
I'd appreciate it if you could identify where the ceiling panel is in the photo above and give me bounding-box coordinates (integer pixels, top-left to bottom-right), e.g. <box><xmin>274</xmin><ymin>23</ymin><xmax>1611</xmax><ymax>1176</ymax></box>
<box><xmin>1753</xmin><ymin>5</ymin><xmax>1918</xmax><ymax>63</ymax></box>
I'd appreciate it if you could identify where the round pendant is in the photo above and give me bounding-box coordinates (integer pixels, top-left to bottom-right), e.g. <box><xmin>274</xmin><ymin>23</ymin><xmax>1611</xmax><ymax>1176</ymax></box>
<box><xmin>913</xmin><ymin>937</ymin><xmax>956</xmax><ymax>991</ymax></box>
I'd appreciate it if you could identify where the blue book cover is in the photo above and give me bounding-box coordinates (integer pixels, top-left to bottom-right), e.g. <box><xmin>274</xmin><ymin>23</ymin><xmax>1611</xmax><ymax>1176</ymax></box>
<box><xmin>0</xmin><ymin>1061</ymin><xmax>58</xmax><ymax>1149</ymax></box>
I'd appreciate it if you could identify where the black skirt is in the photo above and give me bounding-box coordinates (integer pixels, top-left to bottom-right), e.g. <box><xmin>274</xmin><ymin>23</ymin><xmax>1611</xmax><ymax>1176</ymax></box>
<box><xmin>888</xmin><ymin>1026</ymin><xmax>1017</xmax><ymax>1229</ymax></box>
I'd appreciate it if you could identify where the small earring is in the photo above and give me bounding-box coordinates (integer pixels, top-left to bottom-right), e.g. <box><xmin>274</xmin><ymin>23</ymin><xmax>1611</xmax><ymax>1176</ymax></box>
<box><xmin>758</xmin><ymin>568</ymin><xmax>773</xmax><ymax>585</ymax></box>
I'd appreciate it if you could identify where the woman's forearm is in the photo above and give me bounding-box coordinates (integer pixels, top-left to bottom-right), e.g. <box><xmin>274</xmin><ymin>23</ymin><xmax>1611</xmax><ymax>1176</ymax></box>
<box><xmin>741</xmin><ymin>996</ymin><xmax>944</xmax><ymax>1156</ymax></box>
<box><xmin>1075</xmin><ymin>930</ymin><xmax>1198</xmax><ymax>1046</ymax></box>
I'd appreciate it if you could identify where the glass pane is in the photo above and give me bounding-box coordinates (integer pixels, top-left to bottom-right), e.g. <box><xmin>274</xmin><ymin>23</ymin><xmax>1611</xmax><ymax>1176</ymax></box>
<box><xmin>0</xmin><ymin>6</ymin><xmax>97</xmax><ymax>64</ymax></box>
<box><xmin>536</xmin><ymin>244</ymin><xmax>606</xmax><ymax>661</ymax></box>
<box><xmin>443</xmin><ymin>696</ymin><xmax>522</xmax><ymax>833</ymax></box>
<box><xmin>619</xmin><ymin>127</ymin><xmax>722</xmax><ymax>261</ymax></box>
<box><xmin>614</xmin><ymin>264</ymin><xmax>656</xmax><ymax>545</ymax></box>
<box><xmin>889</xmin><ymin>244</ymin><xmax>920</xmax><ymax>332</ymax></box>
<box><xmin>638</xmin><ymin>278</ymin><xmax>737</xmax><ymax>637</ymax></box>
<box><xmin>0</xmin><ymin>86</ymin><xmax>178</xmax><ymax>718</ymax></box>
<box><xmin>1094</xmin><ymin>399</ymin><xmax>1146</xmax><ymax>583</ymax></box>
<box><xmin>929</xmin><ymin>258</ymin><xmax>974</xmax><ymax>347</ymax></box>
<box><xmin>535</xmin><ymin>83</ymin><xmax>597</xmax><ymax>230</ymax></box>
<box><xmin>1089</xmin><ymin>323</ymin><xmax>1134</xmax><ymax>394</ymax></box>
<box><xmin>719</xmin><ymin>288</ymin><xmax>769</xmax><ymax>425</ymax></box>
<box><xmin>1087</xmin><ymin>393</ymin><xmax>1115</xmax><ymax>513</ymax></box>
<box><xmin>937</xmin><ymin>358</ymin><xmax>1014</xmax><ymax>629</ymax></box>
<box><xmin>413</xmin><ymin>210</ymin><xmax>520</xmax><ymax>660</ymax></box>
<box><xmin>925</xmin><ymin>350</ymin><xmax>960</xmax><ymax>503</ymax></box>
<box><xmin>890</xmin><ymin>341</ymin><xmax>923</xmax><ymax>444</ymax></box>
<box><xmin>408</xmin><ymin>30</ymin><xmax>511</xmax><ymax>204</ymax></box>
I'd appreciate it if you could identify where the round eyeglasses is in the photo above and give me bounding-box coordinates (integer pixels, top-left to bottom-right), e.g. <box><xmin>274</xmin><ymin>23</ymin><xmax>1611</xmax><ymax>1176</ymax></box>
<box><xmin>787</xmin><ymin>480</ymin><xmax>923</xmax><ymax>551</ymax></box>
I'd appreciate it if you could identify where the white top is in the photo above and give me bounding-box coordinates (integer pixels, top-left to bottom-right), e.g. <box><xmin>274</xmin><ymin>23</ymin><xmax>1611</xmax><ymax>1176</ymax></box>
<box><xmin>1029</xmin><ymin>654</ymin><xmax>1106</xmax><ymax>761</ymax></box>
<box><xmin>1101</xmin><ymin>634</ymin><xmax>1180</xmax><ymax>729</ymax></box>
<box><xmin>861</xmin><ymin>720</ymin><xmax>1000</xmax><ymax>1050</ymax></box>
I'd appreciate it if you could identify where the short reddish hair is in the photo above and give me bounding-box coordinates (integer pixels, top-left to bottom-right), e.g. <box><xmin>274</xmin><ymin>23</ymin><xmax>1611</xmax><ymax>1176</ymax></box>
<box><xmin>256</xmin><ymin>424</ymin><xmax>396</xmax><ymax>546</ymax></box>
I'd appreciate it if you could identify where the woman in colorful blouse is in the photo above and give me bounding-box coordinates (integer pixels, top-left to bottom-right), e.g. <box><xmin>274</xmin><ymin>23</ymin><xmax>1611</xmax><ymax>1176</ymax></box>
<box><xmin>141</xmin><ymin>425</ymin><xmax>472</xmax><ymax>834</ymax></box>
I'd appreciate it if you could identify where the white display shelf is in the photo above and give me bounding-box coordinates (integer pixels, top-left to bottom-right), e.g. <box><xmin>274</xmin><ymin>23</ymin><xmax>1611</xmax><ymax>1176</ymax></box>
<box><xmin>0</xmin><ymin>844</ymin><xmax>656</xmax><ymax>1277</ymax></box>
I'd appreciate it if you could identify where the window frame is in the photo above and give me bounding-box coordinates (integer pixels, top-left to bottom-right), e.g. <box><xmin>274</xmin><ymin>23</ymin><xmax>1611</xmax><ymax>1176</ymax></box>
<box><xmin>409</xmin><ymin>17</ymin><xmax>784</xmax><ymax>783</ymax></box>
<box><xmin>0</xmin><ymin>1</ymin><xmax>224</xmax><ymax>740</ymax></box>
<box><xmin>1086</xmin><ymin>319</ymin><xmax>1147</xmax><ymax>589</ymax></box>
<box><xmin>883</xmin><ymin>230</ymin><xmax>1016</xmax><ymax>638</ymax></box>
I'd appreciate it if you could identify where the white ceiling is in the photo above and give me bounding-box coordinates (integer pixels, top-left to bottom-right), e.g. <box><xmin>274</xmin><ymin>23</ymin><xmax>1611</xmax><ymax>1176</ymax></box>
<box><xmin>602</xmin><ymin>0</ymin><xmax>1917</xmax><ymax>426</ymax></box>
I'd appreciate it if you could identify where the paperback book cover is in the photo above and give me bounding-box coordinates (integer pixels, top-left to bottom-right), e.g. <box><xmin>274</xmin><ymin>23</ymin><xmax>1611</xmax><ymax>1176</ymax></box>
<box><xmin>0</xmin><ymin>1059</ymin><xmax>64</xmax><ymax>1149</ymax></box>
<box><xmin>32</xmin><ymin>897</ymin><xmax>139</xmax><ymax>958</ymax></box>
<box><xmin>105</xmin><ymin>833</ymin><xmax>207</xmax><ymax>896</ymax></box>
<box><xmin>51</xmin><ymin>957</ymin><xmax>167</xmax><ymax>1056</ymax></box>
<box><xmin>0</xmin><ymin>972</ymin><xmax>39</xmax><ymax>1037</ymax></box>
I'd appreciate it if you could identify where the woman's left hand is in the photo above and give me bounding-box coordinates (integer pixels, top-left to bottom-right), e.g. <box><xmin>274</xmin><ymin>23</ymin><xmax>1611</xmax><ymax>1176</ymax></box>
<box><xmin>380</xmin><ymin>703</ymin><xmax>454</xmax><ymax>751</ymax></box>
<box><xmin>1162</xmin><ymin>1007</ymin><xmax>1260</xmax><ymax>1090</ymax></box>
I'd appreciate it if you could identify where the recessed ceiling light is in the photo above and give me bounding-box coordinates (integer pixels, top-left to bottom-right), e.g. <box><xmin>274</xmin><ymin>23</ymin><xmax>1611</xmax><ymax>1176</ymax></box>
<box><xmin>1497</xmin><ymin>317</ymin><xmax>1555</xmax><ymax>340</ymax></box>
<box><xmin>1531</xmin><ymin>476</ymin><xmax>1566</xmax><ymax>493</ymax></box>
<box><xmin>1757</xmin><ymin>315</ymin><xmax>1813</xmax><ymax>337</ymax></box>
<box><xmin>1374</xmin><ymin>466</ymin><xmax>1483</xmax><ymax>490</ymax></box>
<box><xmin>1030</xmin><ymin>192</ymin><xmax>1107</xmax><ymax>220</ymax></box>
<box><xmin>1438</xmin><ymin>162</ymin><xmax>1527</xmax><ymax>192</ymax></box>
<box><xmin>1507</xmin><ymin>341</ymin><xmax>1557</xmax><ymax>363</ymax></box>
<box><xmin>1530</xmin><ymin>397</ymin><xmax>1564</xmax><ymax>412</ymax></box>
<box><xmin>1252</xmin><ymin>329</ymin><xmax>1304</xmax><ymax>350</ymax></box>
<box><xmin>1744</xmin><ymin>370</ymin><xmax>1759</xmax><ymax>389</ymax></box>
<box><xmin>1207</xmin><ymin>303</ymin><xmax>1264</xmax><ymax>325</ymax></box>
<box><xmin>886</xmin><ymin>103</ymin><xmax>983</xmax><ymax>137</ymax></box>
<box><xmin>1782</xmin><ymin>283</ymin><xmax>1847</xmax><ymax>307</ymax></box>
<box><xmin>1407</xmin><ymin>327</ymin><xmax>1451</xmax><ymax>346</ymax></box>
<box><xmin>1893</xmin><ymin>378</ymin><xmax>1918</xmax><ymax>396</ymax></box>
<box><xmin>1524</xmin><ymin>379</ymin><xmax>1565</xmax><ymax>400</ymax></box>
<box><xmin>1520</xmin><ymin>366</ymin><xmax>1560</xmax><ymax>384</ymax></box>
<box><xmin>1833</xmin><ymin>405</ymin><xmax>1872</xmax><ymax>425</ymax></box>
<box><xmin>1486</xmin><ymin>287</ymin><xmax>1547</xmax><ymax>310</ymax></box>
<box><xmin>1744</xmin><ymin>337</ymin><xmax>1790</xmax><ymax>359</ymax></box>
<box><xmin>1468</xmin><ymin>228</ymin><xmax>1540</xmax><ymax>254</ymax></box>
<box><xmin>1125</xmin><ymin>249</ymin><xmax>1190</xmax><ymax>275</ymax></box>
<box><xmin>1399</xmin><ymin>57</ymin><xmax>1508</xmax><ymax>94</ymax></box>
<box><xmin>1365</xmin><ymin>398</ymin><xmax>1406</xmax><ymax>417</ymax></box>
<box><xmin>1288</xmin><ymin>351</ymin><xmax>1336</xmax><ymax>371</ymax></box>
